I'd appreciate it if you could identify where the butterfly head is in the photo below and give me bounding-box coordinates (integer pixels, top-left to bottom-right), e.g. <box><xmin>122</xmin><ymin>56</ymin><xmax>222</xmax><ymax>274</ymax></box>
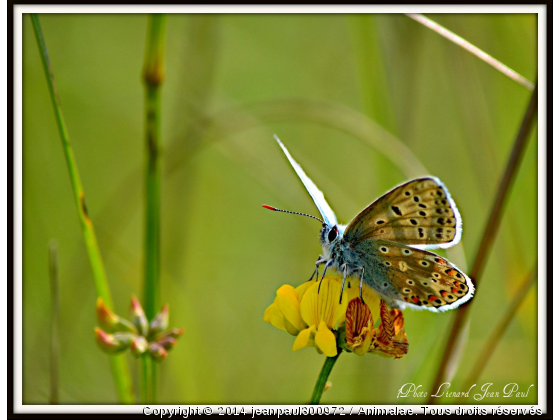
<box><xmin>320</xmin><ymin>224</ymin><xmax>340</xmax><ymax>244</ymax></box>
<box><xmin>319</xmin><ymin>222</ymin><xmax>347</xmax><ymax>257</ymax></box>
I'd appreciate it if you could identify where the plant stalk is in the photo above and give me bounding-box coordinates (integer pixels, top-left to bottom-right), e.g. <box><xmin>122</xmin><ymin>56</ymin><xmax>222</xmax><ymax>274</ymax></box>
<box><xmin>428</xmin><ymin>84</ymin><xmax>537</xmax><ymax>403</ymax></box>
<box><xmin>406</xmin><ymin>14</ymin><xmax>534</xmax><ymax>90</ymax></box>
<box><xmin>31</xmin><ymin>13</ymin><xmax>134</xmax><ymax>404</ymax></box>
<box><xmin>310</xmin><ymin>353</ymin><xmax>340</xmax><ymax>404</ymax></box>
<box><xmin>457</xmin><ymin>266</ymin><xmax>536</xmax><ymax>402</ymax></box>
<box><xmin>48</xmin><ymin>241</ymin><xmax>59</xmax><ymax>404</ymax></box>
<box><xmin>140</xmin><ymin>353</ymin><xmax>152</xmax><ymax>403</ymax></box>
<box><xmin>348</xmin><ymin>15</ymin><xmax>395</xmax><ymax>130</ymax></box>
<box><xmin>142</xmin><ymin>13</ymin><xmax>167</xmax><ymax>403</ymax></box>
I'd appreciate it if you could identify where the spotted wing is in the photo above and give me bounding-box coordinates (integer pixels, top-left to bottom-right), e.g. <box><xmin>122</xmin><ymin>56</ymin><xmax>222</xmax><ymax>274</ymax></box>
<box><xmin>364</xmin><ymin>239</ymin><xmax>474</xmax><ymax>312</ymax></box>
<box><xmin>344</xmin><ymin>177</ymin><xmax>461</xmax><ymax>250</ymax></box>
<box><xmin>274</xmin><ymin>135</ymin><xmax>337</xmax><ymax>226</ymax></box>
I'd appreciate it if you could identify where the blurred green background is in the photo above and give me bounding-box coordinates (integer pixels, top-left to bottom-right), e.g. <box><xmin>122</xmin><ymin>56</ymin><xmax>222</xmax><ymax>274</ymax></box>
<box><xmin>22</xmin><ymin>13</ymin><xmax>537</xmax><ymax>404</ymax></box>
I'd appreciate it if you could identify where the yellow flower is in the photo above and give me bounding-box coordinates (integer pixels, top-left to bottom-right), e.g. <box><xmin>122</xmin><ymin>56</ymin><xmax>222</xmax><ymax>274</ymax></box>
<box><xmin>263</xmin><ymin>281</ymin><xmax>313</xmax><ymax>335</ymax></box>
<box><xmin>265</xmin><ymin>275</ymin><xmax>409</xmax><ymax>359</ymax></box>
<box><xmin>264</xmin><ymin>276</ymin><xmax>346</xmax><ymax>357</ymax></box>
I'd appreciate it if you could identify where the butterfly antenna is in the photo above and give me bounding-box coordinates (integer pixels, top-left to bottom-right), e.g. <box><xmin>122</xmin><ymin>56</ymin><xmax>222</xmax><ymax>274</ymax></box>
<box><xmin>262</xmin><ymin>205</ymin><xmax>325</xmax><ymax>225</ymax></box>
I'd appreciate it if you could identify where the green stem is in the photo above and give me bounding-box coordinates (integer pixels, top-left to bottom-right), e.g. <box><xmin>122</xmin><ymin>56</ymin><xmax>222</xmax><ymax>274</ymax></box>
<box><xmin>143</xmin><ymin>12</ymin><xmax>166</xmax><ymax>323</ymax></box>
<box><xmin>140</xmin><ymin>354</ymin><xmax>152</xmax><ymax>403</ymax></box>
<box><xmin>142</xmin><ymin>13</ymin><xmax>167</xmax><ymax>404</ymax></box>
<box><xmin>310</xmin><ymin>353</ymin><xmax>340</xmax><ymax>404</ymax></box>
<box><xmin>31</xmin><ymin>14</ymin><xmax>134</xmax><ymax>404</ymax></box>
<box><xmin>48</xmin><ymin>241</ymin><xmax>59</xmax><ymax>404</ymax></box>
<box><xmin>348</xmin><ymin>15</ymin><xmax>395</xmax><ymax>130</ymax></box>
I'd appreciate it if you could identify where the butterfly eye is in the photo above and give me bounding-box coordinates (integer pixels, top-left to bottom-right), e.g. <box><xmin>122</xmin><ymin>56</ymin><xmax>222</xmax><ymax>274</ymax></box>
<box><xmin>328</xmin><ymin>227</ymin><xmax>338</xmax><ymax>242</ymax></box>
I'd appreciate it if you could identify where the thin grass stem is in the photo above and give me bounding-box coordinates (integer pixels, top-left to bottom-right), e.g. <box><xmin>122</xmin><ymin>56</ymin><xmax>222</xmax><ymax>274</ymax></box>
<box><xmin>142</xmin><ymin>13</ymin><xmax>167</xmax><ymax>404</ymax></box>
<box><xmin>31</xmin><ymin>13</ymin><xmax>134</xmax><ymax>404</ymax></box>
<box><xmin>428</xmin><ymin>84</ymin><xmax>537</xmax><ymax>403</ymax></box>
<box><xmin>48</xmin><ymin>240</ymin><xmax>59</xmax><ymax>404</ymax></box>
<box><xmin>469</xmin><ymin>85</ymin><xmax>538</xmax><ymax>286</ymax></box>
<box><xmin>140</xmin><ymin>354</ymin><xmax>152</xmax><ymax>404</ymax></box>
<box><xmin>143</xmin><ymin>12</ymin><xmax>166</xmax><ymax>323</ymax></box>
<box><xmin>456</xmin><ymin>266</ymin><xmax>536</xmax><ymax>402</ymax></box>
<box><xmin>310</xmin><ymin>353</ymin><xmax>340</xmax><ymax>404</ymax></box>
<box><xmin>347</xmin><ymin>15</ymin><xmax>395</xmax><ymax>129</ymax></box>
<box><xmin>406</xmin><ymin>14</ymin><xmax>534</xmax><ymax>90</ymax></box>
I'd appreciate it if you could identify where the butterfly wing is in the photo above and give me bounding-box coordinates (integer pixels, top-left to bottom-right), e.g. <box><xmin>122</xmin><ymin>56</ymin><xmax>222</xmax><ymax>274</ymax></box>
<box><xmin>274</xmin><ymin>135</ymin><xmax>337</xmax><ymax>226</ymax></box>
<box><xmin>344</xmin><ymin>177</ymin><xmax>461</xmax><ymax>250</ymax></box>
<box><xmin>356</xmin><ymin>239</ymin><xmax>474</xmax><ymax>312</ymax></box>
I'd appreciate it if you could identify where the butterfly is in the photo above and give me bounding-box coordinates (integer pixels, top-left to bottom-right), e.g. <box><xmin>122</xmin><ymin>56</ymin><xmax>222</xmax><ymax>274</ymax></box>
<box><xmin>263</xmin><ymin>135</ymin><xmax>474</xmax><ymax>312</ymax></box>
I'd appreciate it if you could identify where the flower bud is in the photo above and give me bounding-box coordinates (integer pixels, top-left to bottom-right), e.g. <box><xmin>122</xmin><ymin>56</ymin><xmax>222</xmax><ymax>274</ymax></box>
<box><xmin>94</xmin><ymin>328</ymin><xmax>134</xmax><ymax>354</ymax></box>
<box><xmin>130</xmin><ymin>336</ymin><xmax>149</xmax><ymax>357</ymax></box>
<box><xmin>148</xmin><ymin>342</ymin><xmax>168</xmax><ymax>361</ymax></box>
<box><xmin>96</xmin><ymin>298</ymin><xmax>137</xmax><ymax>333</ymax></box>
<box><xmin>96</xmin><ymin>298</ymin><xmax>118</xmax><ymax>330</ymax></box>
<box><xmin>148</xmin><ymin>305</ymin><xmax>169</xmax><ymax>339</ymax></box>
<box><xmin>130</xmin><ymin>295</ymin><xmax>149</xmax><ymax>337</ymax></box>
<box><xmin>157</xmin><ymin>336</ymin><xmax>177</xmax><ymax>350</ymax></box>
<box><xmin>154</xmin><ymin>327</ymin><xmax>184</xmax><ymax>341</ymax></box>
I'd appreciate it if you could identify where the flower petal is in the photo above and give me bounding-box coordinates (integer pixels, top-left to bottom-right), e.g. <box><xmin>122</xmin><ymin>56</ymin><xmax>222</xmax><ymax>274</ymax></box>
<box><xmin>345</xmin><ymin>297</ymin><xmax>374</xmax><ymax>356</ymax></box>
<box><xmin>346</xmin><ymin>280</ymin><xmax>381</xmax><ymax>319</ymax></box>
<box><xmin>369</xmin><ymin>300</ymin><xmax>409</xmax><ymax>359</ymax></box>
<box><xmin>391</xmin><ymin>309</ymin><xmax>405</xmax><ymax>335</ymax></box>
<box><xmin>315</xmin><ymin>321</ymin><xmax>338</xmax><ymax>357</ymax></box>
<box><xmin>277</xmin><ymin>285</ymin><xmax>307</xmax><ymax>331</ymax></box>
<box><xmin>293</xmin><ymin>326</ymin><xmax>316</xmax><ymax>352</ymax></box>
<box><xmin>377</xmin><ymin>300</ymin><xmax>395</xmax><ymax>344</ymax></box>
<box><xmin>263</xmin><ymin>300</ymin><xmax>286</xmax><ymax>331</ymax></box>
<box><xmin>295</xmin><ymin>280</ymin><xmax>315</xmax><ymax>301</ymax></box>
<box><xmin>300</xmin><ymin>276</ymin><xmax>347</xmax><ymax>330</ymax></box>
<box><xmin>283</xmin><ymin>317</ymin><xmax>301</xmax><ymax>336</ymax></box>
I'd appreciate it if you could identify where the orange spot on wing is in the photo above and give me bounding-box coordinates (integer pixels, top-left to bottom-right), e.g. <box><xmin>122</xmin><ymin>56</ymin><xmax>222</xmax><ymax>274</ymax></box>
<box><xmin>411</xmin><ymin>297</ymin><xmax>419</xmax><ymax>304</ymax></box>
<box><xmin>428</xmin><ymin>295</ymin><xmax>437</xmax><ymax>302</ymax></box>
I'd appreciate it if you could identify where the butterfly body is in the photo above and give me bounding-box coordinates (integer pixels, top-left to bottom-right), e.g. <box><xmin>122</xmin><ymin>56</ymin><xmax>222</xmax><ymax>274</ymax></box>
<box><xmin>266</xmin><ymin>136</ymin><xmax>474</xmax><ymax>312</ymax></box>
<box><xmin>319</xmin><ymin>230</ymin><xmax>403</xmax><ymax>308</ymax></box>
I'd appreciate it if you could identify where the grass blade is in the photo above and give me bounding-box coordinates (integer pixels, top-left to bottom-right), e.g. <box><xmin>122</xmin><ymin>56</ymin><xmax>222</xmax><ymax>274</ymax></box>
<box><xmin>142</xmin><ymin>13</ymin><xmax>167</xmax><ymax>403</ymax></box>
<box><xmin>48</xmin><ymin>240</ymin><xmax>59</xmax><ymax>404</ymax></box>
<box><xmin>31</xmin><ymin>14</ymin><xmax>134</xmax><ymax>404</ymax></box>
<box><xmin>142</xmin><ymin>11</ymin><xmax>166</xmax><ymax>330</ymax></box>
<box><xmin>428</xmin><ymin>83</ymin><xmax>537</xmax><ymax>403</ymax></box>
<box><xmin>457</xmin><ymin>266</ymin><xmax>536</xmax><ymax>402</ymax></box>
<box><xmin>406</xmin><ymin>13</ymin><xmax>534</xmax><ymax>90</ymax></box>
<box><xmin>347</xmin><ymin>14</ymin><xmax>395</xmax><ymax>130</ymax></box>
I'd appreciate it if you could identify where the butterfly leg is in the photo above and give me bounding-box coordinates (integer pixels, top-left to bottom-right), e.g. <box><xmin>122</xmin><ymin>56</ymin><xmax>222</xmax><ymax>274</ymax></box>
<box><xmin>317</xmin><ymin>260</ymin><xmax>333</xmax><ymax>293</ymax></box>
<box><xmin>309</xmin><ymin>256</ymin><xmax>327</xmax><ymax>282</ymax></box>
<box><xmin>359</xmin><ymin>267</ymin><xmax>365</xmax><ymax>304</ymax></box>
<box><xmin>339</xmin><ymin>264</ymin><xmax>348</xmax><ymax>304</ymax></box>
